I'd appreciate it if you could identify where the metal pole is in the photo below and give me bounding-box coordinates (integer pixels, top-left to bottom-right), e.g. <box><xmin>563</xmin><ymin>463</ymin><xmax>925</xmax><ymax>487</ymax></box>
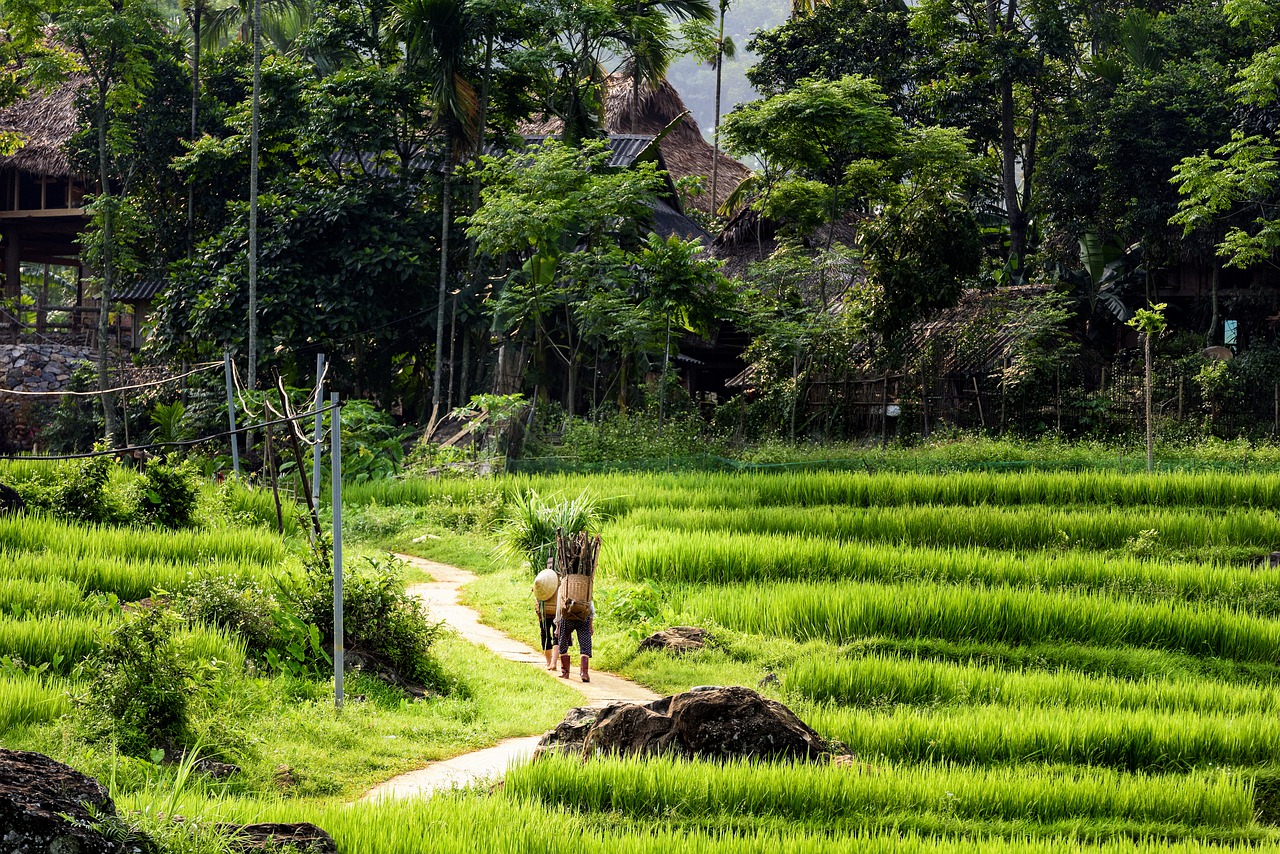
<box><xmin>331</xmin><ymin>392</ymin><xmax>343</xmax><ymax>711</ymax></box>
<box><xmin>312</xmin><ymin>354</ymin><xmax>324</xmax><ymax>518</ymax></box>
<box><xmin>224</xmin><ymin>350</ymin><xmax>240</xmax><ymax>477</ymax></box>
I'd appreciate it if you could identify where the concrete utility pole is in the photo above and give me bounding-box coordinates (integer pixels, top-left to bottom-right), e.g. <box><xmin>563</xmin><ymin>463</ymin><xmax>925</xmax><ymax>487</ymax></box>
<box><xmin>247</xmin><ymin>0</ymin><xmax>262</xmax><ymax>393</ymax></box>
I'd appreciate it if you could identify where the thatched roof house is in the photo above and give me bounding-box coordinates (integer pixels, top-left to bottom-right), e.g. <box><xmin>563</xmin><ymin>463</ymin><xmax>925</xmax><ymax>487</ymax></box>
<box><xmin>521</xmin><ymin>75</ymin><xmax>751</xmax><ymax>217</ymax></box>
<box><xmin>0</xmin><ymin>81</ymin><xmax>95</xmax><ymax>343</ymax></box>
<box><xmin>0</xmin><ymin>81</ymin><xmax>82</xmax><ymax>178</ymax></box>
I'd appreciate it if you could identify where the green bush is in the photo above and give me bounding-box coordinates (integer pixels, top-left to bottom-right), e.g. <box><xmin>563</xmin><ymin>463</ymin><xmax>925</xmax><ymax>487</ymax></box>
<box><xmin>177</xmin><ymin>575</ymin><xmax>278</xmax><ymax>657</ymax></box>
<box><xmin>77</xmin><ymin>608</ymin><xmax>191</xmax><ymax>757</ymax></box>
<box><xmin>279</xmin><ymin>554</ymin><xmax>446</xmax><ymax>690</ymax></box>
<box><xmin>16</xmin><ymin>454</ymin><xmax>127</xmax><ymax>524</ymax></box>
<box><xmin>137</xmin><ymin>457</ymin><xmax>199</xmax><ymax>529</ymax></box>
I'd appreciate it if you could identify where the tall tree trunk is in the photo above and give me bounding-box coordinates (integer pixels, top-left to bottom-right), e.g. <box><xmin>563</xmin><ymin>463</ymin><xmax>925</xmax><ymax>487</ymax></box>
<box><xmin>659</xmin><ymin>311</ymin><xmax>671</xmax><ymax>427</ymax></box>
<box><xmin>459</xmin><ymin>327</ymin><xmax>471</xmax><ymax>406</ymax></box>
<box><xmin>430</xmin><ymin>170</ymin><xmax>452</xmax><ymax>427</ymax></box>
<box><xmin>1207</xmin><ymin>263</ymin><xmax>1220</xmax><ymax>346</ymax></box>
<box><xmin>709</xmin><ymin>3</ymin><xmax>726</xmax><ymax>212</ymax></box>
<box><xmin>1144</xmin><ymin>331</ymin><xmax>1154</xmax><ymax>473</ymax></box>
<box><xmin>789</xmin><ymin>347</ymin><xmax>799</xmax><ymax>442</ymax></box>
<box><xmin>187</xmin><ymin>6</ymin><xmax>201</xmax><ymax>259</ymax></box>
<box><xmin>999</xmin><ymin>75</ymin><xmax>1027</xmax><ymax>273</ymax></box>
<box><xmin>95</xmin><ymin>91</ymin><xmax>121</xmax><ymax>447</ymax></box>
<box><xmin>247</xmin><ymin>0</ymin><xmax>262</xmax><ymax>392</ymax></box>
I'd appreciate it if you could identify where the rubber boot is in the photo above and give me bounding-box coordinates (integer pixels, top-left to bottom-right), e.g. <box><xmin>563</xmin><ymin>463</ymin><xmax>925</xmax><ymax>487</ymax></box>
<box><xmin>559</xmin><ymin>654</ymin><xmax>571</xmax><ymax>678</ymax></box>
<box><xmin>580</xmin><ymin>655</ymin><xmax>590</xmax><ymax>683</ymax></box>
<box><xmin>544</xmin><ymin>649</ymin><xmax>555</xmax><ymax>670</ymax></box>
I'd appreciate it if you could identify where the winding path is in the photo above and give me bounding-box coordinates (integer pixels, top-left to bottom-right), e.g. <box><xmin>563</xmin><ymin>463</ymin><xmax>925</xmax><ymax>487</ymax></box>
<box><xmin>360</xmin><ymin>554</ymin><xmax>658</xmax><ymax>802</ymax></box>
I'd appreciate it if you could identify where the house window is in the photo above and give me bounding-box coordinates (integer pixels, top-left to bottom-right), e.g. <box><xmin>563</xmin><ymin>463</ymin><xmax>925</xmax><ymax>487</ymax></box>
<box><xmin>1224</xmin><ymin>319</ymin><xmax>1238</xmax><ymax>347</ymax></box>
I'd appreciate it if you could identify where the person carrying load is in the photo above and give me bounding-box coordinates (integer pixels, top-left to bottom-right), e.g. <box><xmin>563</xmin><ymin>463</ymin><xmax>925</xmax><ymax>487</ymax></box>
<box><xmin>553</xmin><ymin>529</ymin><xmax>601</xmax><ymax>683</ymax></box>
<box><xmin>532</xmin><ymin>558</ymin><xmax>560</xmax><ymax>670</ymax></box>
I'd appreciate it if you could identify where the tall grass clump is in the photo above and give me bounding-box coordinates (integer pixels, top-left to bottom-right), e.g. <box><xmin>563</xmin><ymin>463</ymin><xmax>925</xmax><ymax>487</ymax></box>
<box><xmin>683</xmin><ymin>580</ymin><xmax>1280</xmax><ymax>662</ymax></box>
<box><xmin>500</xmin><ymin>489</ymin><xmax>599</xmax><ymax>570</ymax></box>
<box><xmin>0</xmin><ymin>514</ymin><xmax>286</xmax><ymax>568</ymax></box>
<box><xmin>0</xmin><ymin>550</ymin><xmax>258</xmax><ymax>603</ymax></box>
<box><xmin>156</xmin><ymin>794</ymin><xmax>1280</xmax><ymax>854</ymax></box>
<box><xmin>511</xmin><ymin>470</ymin><xmax>1280</xmax><ymax>514</ymax></box>
<box><xmin>0</xmin><ymin>576</ymin><xmax>88</xmax><ymax>616</ymax></box>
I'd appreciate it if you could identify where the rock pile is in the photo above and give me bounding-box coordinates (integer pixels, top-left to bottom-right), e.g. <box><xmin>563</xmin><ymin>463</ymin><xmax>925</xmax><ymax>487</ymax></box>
<box><xmin>536</xmin><ymin>686</ymin><xmax>828</xmax><ymax>763</ymax></box>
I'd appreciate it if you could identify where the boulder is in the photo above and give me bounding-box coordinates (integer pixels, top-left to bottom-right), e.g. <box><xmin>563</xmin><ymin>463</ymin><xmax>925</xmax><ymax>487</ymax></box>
<box><xmin>637</xmin><ymin>626</ymin><xmax>708</xmax><ymax>654</ymax></box>
<box><xmin>218</xmin><ymin>823</ymin><xmax>337</xmax><ymax>854</ymax></box>
<box><xmin>0</xmin><ymin>748</ymin><xmax>126</xmax><ymax>854</ymax></box>
<box><xmin>539</xmin><ymin>686</ymin><xmax>828</xmax><ymax>763</ymax></box>
<box><xmin>531</xmin><ymin>706</ymin><xmax>599</xmax><ymax>760</ymax></box>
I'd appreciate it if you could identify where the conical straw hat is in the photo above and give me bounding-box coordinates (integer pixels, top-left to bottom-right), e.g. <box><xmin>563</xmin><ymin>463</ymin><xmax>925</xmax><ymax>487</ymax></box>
<box><xmin>533</xmin><ymin>568</ymin><xmax>560</xmax><ymax>601</ymax></box>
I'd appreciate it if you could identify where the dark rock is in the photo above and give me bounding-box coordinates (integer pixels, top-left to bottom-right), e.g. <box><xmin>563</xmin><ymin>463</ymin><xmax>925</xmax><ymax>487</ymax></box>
<box><xmin>1255</xmin><ymin>552</ymin><xmax>1280</xmax><ymax>569</ymax></box>
<box><xmin>193</xmin><ymin>758</ymin><xmax>241</xmax><ymax>780</ymax></box>
<box><xmin>532</xmin><ymin>706</ymin><xmax>599</xmax><ymax>760</ymax></box>
<box><xmin>0</xmin><ymin>748</ymin><xmax>124</xmax><ymax>854</ymax></box>
<box><xmin>0</xmin><ymin>483</ymin><xmax>24</xmax><ymax>516</ymax></box>
<box><xmin>218</xmin><ymin>823</ymin><xmax>337</xmax><ymax>854</ymax></box>
<box><xmin>542</xmin><ymin>687</ymin><xmax>827</xmax><ymax>764</ymax></box>
<box><xmin>637</xmin><ymin>626</ymin><xmax>708</xmax><ymax>655</ymax></box>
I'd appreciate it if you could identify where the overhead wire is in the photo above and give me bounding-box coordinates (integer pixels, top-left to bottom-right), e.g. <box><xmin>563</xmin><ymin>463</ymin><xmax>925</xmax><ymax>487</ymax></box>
<box><xmin>0</xmin><ymin>401</ymin><xmax>343</xmax><ymax>462</ymax></box>
<box><xmin>0</xmin><ymin>361</ymin><xmax>222</xmax><ymax>397</ymax></box>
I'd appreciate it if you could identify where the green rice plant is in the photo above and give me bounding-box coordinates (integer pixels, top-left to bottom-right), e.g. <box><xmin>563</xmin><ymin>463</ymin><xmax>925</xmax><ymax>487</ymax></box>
<box><xmin>0</xmin><ymin>576</ymin><xmax>88</xmax><ymax>617</ymax></box>
<box><xmin>513</xmin><ymin>470</ymin><xmax>1280</xmax><ymax>514</ymax></box>
<box><xmin>182</xmin><ymin>623</ymin><xmax>248</xmax><ymax>671</ymax></box>
<box><xmin>0</xmin><ymin>671</ymin><xmax>70</xmax><ymax>733</ymax></box>
<box><xmin>608</xmin><ymin>529</ymin><xmax>1280</xmax><ymax>613</ymax></box>
<box><xmin>621</xmin><ymin>504</ymin><xmax>1280</xmax><ymax>553</ymax></box>
<box><xmin>785</xmin><ymin>654</ymin><xmax>1280</xmax><ymax>714</ymax></box>
<box><xmin>838</xmin><ymin>636</ymin><xmax>1280</xmax><ymax>685</ymax></box>
<box><xmin>140</xmin><ymin>793</ymin><xmax>1280</xmax><ymax>854</ymax></box>
<box><xmin>682</xmin><ymin>579</ymin><xmax>1280</xmax><ymax>662</ymax></box>
<box><xmin>803</xmin><ymin>702</ymin><xmax>1280</xmax><ymax>771</ymax></box>
<box><xmin>507</xmin><ymin>754</ymin><xmax>1254</xmax><ymax>829</ymax></box>
<box><xmin>0</xmin><ymin>614</ymin><xmax>109</xmax><ymax>671</ymax></box>
<box><xmin>0</xmin><ymin>513</ymin><xmax>287</xmax><ymax>568</ymax></box>
<box><xmin>0</xmin><ymin>550</ymin><xmax>258</xmax><ymax>603</ymax></box>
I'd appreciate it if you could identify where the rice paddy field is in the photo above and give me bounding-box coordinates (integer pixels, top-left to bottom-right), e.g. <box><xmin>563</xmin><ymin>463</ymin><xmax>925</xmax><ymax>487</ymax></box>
<box><xmin>15</xmin><ymin>460</ymin><xmax>1280</xmax><ymax>853</ymax></box>
<box><xmin>438</xmin><ymin>468</ymin><xmax>1280</xmax><ymax>852</ymax></box>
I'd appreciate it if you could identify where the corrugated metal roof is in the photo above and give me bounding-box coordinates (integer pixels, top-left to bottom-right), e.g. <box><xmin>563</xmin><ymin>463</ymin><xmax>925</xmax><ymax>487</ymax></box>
<box><xmin>115</xmin><ymin>280</ymin><xmax>165</xmax><ymax>302</ymax></box>
<box><xmin>649</xmin><ymin>199</ymin><xmax>711</xmax><ymax>243</ymax></box>
<box><xmin>521</xmin><ymin>134</ymin><xmax>656</xmax><ymax>168</ymax></box>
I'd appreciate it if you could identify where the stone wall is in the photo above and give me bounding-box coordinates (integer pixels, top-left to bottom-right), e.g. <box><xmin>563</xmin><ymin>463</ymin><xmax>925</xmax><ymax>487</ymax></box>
<box><xmin>1</xmin><ymin>343</ymin><xmax>92</xmax><ymax>392</ymax></box>
<box><xmin>0</xmin><ymin>343</ymin><xmax>95</xmax><ymax>451</ymax></box>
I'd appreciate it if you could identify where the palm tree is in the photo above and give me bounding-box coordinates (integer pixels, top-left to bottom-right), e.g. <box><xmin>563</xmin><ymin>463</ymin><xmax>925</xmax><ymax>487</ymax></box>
<box><xmin>617</xmin><ymin>0</ymin><xmax>714</xmax><ymax>132</ymax></box>
<box><xmin>391</xmin><ymin>0</ymin><xmax>481</xmax><ymax>428</ymax></box>
<box><xmin>707</xmin><ymin>0</ymin><xmax>735</xmax><ymax>212</ymax></box>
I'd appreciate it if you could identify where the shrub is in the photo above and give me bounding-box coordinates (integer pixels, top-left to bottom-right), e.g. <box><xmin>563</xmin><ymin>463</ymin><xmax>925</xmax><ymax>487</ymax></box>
<box><xmin>137</xmin><ymin>457</ymin><xmax>199</xmax><ymax>529</ymax></box>
<box><xmin>177</xmin><ymin>575</ymin><xmax>278</xmax><ymax>657</ymax></box>
<box><xmin>279</xmin><ymin>554</ymin><xmax>446</xmax><ymax>690</ymax></box>
<box><xmin>77</xmin><ymin>608</ymin><xmax>191</xmax><ymax>757</ymax></box>
<box><xmin>16</xmin><ymin>454</ymin><xmax>123</xmax><ymax>524</ymax></box>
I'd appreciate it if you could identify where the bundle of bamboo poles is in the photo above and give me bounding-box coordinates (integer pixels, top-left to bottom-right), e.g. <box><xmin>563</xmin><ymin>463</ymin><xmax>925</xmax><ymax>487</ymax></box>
<box><xmin>555</xmin><ymin>530</ymin><xmax>601</xmax><ymax>576</ymax></box>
